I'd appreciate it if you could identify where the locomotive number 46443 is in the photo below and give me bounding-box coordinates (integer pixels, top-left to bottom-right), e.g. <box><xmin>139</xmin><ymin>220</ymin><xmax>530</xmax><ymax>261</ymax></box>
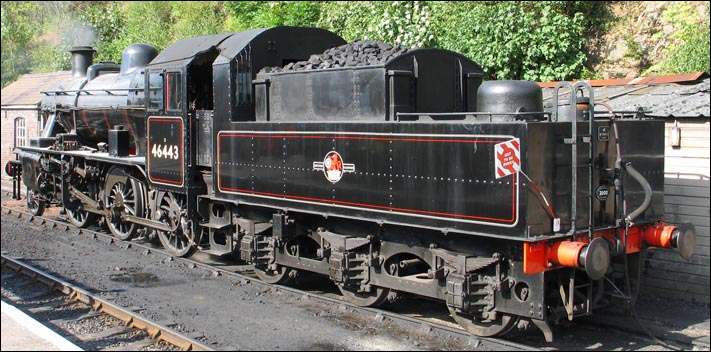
<box><xmin>151</xmin><ymin>143</ymin><xmax>179</xmax><ymax>160</ymax></box>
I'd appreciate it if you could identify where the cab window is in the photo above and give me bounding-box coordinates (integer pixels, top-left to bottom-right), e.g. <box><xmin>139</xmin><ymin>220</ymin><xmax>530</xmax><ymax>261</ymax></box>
<box><xmin>147</xmin><ymin>71</ymin><xmax>164</xmax><ymax>112</ymax></box>
<box><xmin>165</xmin><ymin>71</ymin><xmax>182</xmax><ymax>111</ymax></box>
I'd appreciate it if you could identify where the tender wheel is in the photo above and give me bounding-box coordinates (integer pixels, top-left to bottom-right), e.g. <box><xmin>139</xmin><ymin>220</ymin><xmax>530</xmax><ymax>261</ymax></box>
<box><xmin>155</xmin><ymin>192</ymin><xmax>197</xmax><ymax>257</ymax></box>
<box><xmin>65</xmin><ymin>206</ymin><xmax>96</xmax><ymax>228</ymax></box>
<box><xmin>254</xmin><ymin>266</ymin><xmax>297</xmax><ymax>285</ymax></box>
<box><xmin>448</xmin><ymin>306</ymin><xmax>519</xmax><ymax>337</ymax></box>
<box><xmin>105</xmin><ymin>168</ymin><xmax>145</xmax><ymax>241</ymax></box>
<box><xmin>26</xmin><ymin>187</ymin><xmax>45</xmax><ymax>216</ymax></box>
<box><xmin>338</xmin><ymin>285</ymin><xmax>391</xmax><ymax>307</ymax></box>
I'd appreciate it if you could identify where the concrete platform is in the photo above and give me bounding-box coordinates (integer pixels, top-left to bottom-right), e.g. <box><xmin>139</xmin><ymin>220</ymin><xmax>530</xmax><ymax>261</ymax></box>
<box><xmin>1</xmin><ymin>300</ymin><xmax>82</xmax><ymax>351</ymax></box>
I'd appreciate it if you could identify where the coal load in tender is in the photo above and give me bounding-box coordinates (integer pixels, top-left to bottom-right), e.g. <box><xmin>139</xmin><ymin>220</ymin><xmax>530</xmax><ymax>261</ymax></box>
<box><xmin>261</xmin><ymin>40</ymin><xmax>412</xmax><ymax>73</ymax></box>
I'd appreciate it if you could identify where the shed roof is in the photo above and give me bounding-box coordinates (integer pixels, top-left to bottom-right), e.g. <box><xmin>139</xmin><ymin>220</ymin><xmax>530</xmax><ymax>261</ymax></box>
<box><xmin>1</xmin><ymin>71</ymin><xmax>72</xmax><ymax>108</ymax></box>
<box><xmin>538</xmin><ymin>72</ymin><xmax>710</xmax><ymax>118</ymax></box>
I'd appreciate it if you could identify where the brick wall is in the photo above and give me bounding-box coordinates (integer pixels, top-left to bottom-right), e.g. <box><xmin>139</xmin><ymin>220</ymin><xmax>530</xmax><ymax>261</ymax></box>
<box><xmin>1</xmin><ymin>108</ymin><xmax>41</xmax><ymax>186</ymax></box>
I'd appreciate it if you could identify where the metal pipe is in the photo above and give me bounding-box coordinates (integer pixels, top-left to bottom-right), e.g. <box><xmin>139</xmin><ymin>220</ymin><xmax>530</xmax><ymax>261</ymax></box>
<box><xmin>623</xmin><ymin>162</ymin><xmax>653</xmax><ymax>224</ymax></box>
<box><xmin>574</xmin><ymin>81</ymin><xmax>595</xmax><ymax>240</ymax></box>
<box><xmin>399</xmin><ymin>258</ymin><xmax>424</xmax><ymax>269</ymax></box>
<box><xmin>553</xmin><ymin>81</ymin><xmax>578</xmax><ymax>236</ymax></box>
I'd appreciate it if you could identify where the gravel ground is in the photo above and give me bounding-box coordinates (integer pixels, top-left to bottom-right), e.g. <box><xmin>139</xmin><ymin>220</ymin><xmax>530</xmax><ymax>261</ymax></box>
<box><xmin>1</xmin><ymin>204</ymin><xmax>478</xmax><ymax>351</ymax></box>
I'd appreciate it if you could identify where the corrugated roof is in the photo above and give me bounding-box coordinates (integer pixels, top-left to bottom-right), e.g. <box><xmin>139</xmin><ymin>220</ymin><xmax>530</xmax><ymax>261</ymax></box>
<box><xmin>1</xmin><ymin>71</ymin><xmax>72</xmax><ymax>107</ymax></box>
<box><xmin>539</xmin><ymin>72</ymin><xmax>710</xmax><ymax>118</ymax></box>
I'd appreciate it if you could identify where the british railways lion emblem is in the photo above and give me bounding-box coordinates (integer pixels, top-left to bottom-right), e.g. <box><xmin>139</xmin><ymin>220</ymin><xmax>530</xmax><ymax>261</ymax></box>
<box><xmin>313</xmin><ymin>151</ymin><xmax>355</xmax><ymax>183</ymax></box>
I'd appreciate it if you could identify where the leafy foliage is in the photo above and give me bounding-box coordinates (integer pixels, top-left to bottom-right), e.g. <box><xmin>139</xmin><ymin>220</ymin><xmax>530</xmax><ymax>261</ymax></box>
<box><xmin>319</xmin><ymin>2</ymin><xmax>434</xmax><ymax>48</ymax></box>
<box><xmin>430</xmin><ymin>2</ymin><xmax>597</xmax><ymax>81</ymax></box>
<box><xmin>2</xmin><ymin>1</ymin><xmax>707</xmax><ymax>89</ymax></box>
<box><xmin>171</xmin><ymin>1</ymin><xmax>228</xmax><ymax>39</ymax></box>
<box><xmin>77</xmin><ymin>2</ymin><xmax>127</xmax><ymax>63</ymax></box>
<box><xmin>1</xmin><ymin>2</ymin><xmax>76</xmax><ymax>87</ymax></box>
<box><xmin>224</xmin><ymin>1</ymin><xmax>322</xmax><ymax>30</ymax></box>
<box><xmin>657</xmin><ymin>2</ymin><xmax>710</xmax><ymax>74</ymax></box>
<box><xmin>2</xmin><ymin>2</ymin><xmax>39</xmax><ymax>87</ymax></box>
<box><xmin>120</xmin><ymin>2</ymin><xmax>175</xmax><ymax>53</ymax></box>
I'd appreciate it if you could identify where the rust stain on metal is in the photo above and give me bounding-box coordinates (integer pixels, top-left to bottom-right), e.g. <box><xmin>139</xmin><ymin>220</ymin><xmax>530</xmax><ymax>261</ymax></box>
<box><xmin>537</xmin><ymin>72</ymin><xmax>706</xmax><ymax>88</ymax></box>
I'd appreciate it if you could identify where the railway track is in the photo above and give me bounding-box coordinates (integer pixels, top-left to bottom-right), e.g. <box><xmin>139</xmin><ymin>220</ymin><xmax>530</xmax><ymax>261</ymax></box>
<box><xmin>1</xmin><ymin>254</ymin><xmax>213</xmax><ymax>351</ymax></box>
<box><xmin>1</xmin><ymin>199</ymin><xmax>539</xmax><ymax>351</ymax></box>
<box><xmin>4</xmin><ymin>196</ymin><xmax>704</xmax><ymax>351</ymax></box>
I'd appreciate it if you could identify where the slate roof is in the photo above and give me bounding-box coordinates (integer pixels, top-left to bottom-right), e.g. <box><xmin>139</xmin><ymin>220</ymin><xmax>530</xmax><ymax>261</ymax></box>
<box><xmin>1</xmin><ymin>71</ymin><xmax>72</xmax><ymax>107</ymax></box>
<box><xmin>539</xmin><ymin>72</ymin><xmax>710</xmax><ymax>118</ymax></box>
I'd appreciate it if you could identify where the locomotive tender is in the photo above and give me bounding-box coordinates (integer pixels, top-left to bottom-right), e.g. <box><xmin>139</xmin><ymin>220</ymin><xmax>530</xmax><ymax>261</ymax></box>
<box><xmin>11</xmin><ymin>26</ymin><xmax>697</xmax><ymax>341</ymax></box>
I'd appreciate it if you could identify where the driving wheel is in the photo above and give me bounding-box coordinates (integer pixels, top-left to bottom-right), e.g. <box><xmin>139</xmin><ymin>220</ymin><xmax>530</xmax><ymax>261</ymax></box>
<box><xmin>65</xmin><ymin>205</ymin><xmax>96</xmax><ymax>228</ymax></box>
<box><xmin>105</xmin><ymin>167</ymin><xmax>145</xmax><ymax>240</ymax></box>
<box><xmin>155</xmin><ymin>191</ymin><xmax>197</xmax><ymax>257</ymax></box>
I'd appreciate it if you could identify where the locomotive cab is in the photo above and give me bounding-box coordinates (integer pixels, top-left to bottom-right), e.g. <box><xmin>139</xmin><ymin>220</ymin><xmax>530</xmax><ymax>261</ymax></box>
<box><xmin>143</xmin><ymin>27</ymin><xmax>347</xmax><ymax>255</ymax></box>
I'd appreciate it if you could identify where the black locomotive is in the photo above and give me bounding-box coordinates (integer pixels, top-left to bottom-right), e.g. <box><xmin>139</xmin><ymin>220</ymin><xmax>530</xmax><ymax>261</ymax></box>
<box><xmin>10</xmin><ymin>26</ymin><xmax>697</xmax><ymax>341</ymax></box>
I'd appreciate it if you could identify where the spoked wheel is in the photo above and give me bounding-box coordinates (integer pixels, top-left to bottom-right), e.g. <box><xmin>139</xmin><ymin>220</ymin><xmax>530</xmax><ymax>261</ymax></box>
<box><xmin>338</xmin><ymin>285</ymin><xmax>391</xmax><ymax>307</ymax></box>
<box><xmin>155</xmin><ymin>191</ymin><xmax>197</xmax><ymax>257</ymax></box>
<box><xmin>448</xmin><ymin>306</ymin><xmax>519</xmax><ymax>337</ymax></box>
<box><xmin>105</xmin><ymin>168</ymin><xmax>145</xmax><ymax>241</ymax></box>
<box><xmin>254</xmin><ymin>266</ymin><xmax>297</xmax><ymax>285</ymax></box>
<box><xmin>26</xmin><ymin>187</ymin><xmax>45</xmax><ymax>216</ymax></box>
<box><xmin>65</xmin><ymin>206</ymin><xmax>96</xmax><ymax>228</ymax></box>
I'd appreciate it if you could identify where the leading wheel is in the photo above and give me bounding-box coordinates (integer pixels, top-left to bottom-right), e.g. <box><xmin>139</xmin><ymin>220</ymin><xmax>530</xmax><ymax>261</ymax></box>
<box><xmin>448</xmin><ymin>306</ymin><xmax>519</xmax><ymax>337</ymax></box>
<box><xmin>26</xmin><ymin>187</ymin><xmax>45</xmax><ymax>216</ymax></box>
<box><xmin>338</xmin><ymin>285</ymin><xmax>391</xmax><ymax>307</ymax></box>
<box><xmin>105</xmin><ymin>168</ymin><xmax>145</xmax><ymax>240</ymax></box>
<box><xmin>254</xmin><ymin>266</ymin><xmax>297</xmax><ymax>285</ymax></box>
<box><xmin>155</xmin><ymin>192</ymin><xmax>197</xmax><ymax>257</ymax></box>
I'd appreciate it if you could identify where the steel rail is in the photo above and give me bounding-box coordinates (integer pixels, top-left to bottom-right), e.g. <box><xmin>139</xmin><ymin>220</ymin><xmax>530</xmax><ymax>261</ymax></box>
<box><xmin>0</xmin><ymin>253</ymin><xmax>213</xmax><ymax>351</ymax></box>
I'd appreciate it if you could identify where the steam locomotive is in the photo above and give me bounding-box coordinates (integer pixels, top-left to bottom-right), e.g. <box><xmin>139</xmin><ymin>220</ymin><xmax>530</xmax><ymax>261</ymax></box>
<box><xmin>9</xmin><ymin>26</ymin><xmax>696</xmax><ymax>341</ymax></box>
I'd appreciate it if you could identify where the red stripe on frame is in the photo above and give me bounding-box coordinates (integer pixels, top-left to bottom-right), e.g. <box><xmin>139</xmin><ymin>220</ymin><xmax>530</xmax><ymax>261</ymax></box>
<box><xmin>220</xmin><ymin>133</ymin><xmax>505</xmax><ymax>144</ymax></box>
<box><xmin>81</xmin><ymin>111</ymin><xmax>96</xmax><ymax>137</ymax></box>
<box><xmin>217</xmin><ymin>132</ymin><xmax>518</xmax><ymax>224</ymax></box>
<box><xmin>222</xmin><ymin>185</ymin><xmax>516</xmax><ymax>222</ymax></box>
<box><xmin>102</xmin><ymin>110</ymin><xmax>111</xmax><ymax>129</ymax></box>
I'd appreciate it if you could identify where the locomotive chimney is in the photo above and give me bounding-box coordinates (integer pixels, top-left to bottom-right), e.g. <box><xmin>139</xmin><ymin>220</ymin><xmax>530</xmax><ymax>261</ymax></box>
<box><xmin>69</xmin><ymin>46</ymin><xmax>96</xmax><ymax>78</ymax></box>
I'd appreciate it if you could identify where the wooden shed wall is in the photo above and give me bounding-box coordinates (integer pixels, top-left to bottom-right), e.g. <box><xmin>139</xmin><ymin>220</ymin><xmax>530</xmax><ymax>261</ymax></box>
<box><xmin>643</xmin><ymin>119</ymin><xmax>710</xmax><ymax>304</ymax></box>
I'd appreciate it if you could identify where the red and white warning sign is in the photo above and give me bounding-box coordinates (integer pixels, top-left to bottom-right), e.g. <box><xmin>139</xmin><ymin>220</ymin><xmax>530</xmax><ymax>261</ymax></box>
<box><xmin>495</xmin><ymin>138</ymin><xmax>521</xmax><ymax>179</ymax></box>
